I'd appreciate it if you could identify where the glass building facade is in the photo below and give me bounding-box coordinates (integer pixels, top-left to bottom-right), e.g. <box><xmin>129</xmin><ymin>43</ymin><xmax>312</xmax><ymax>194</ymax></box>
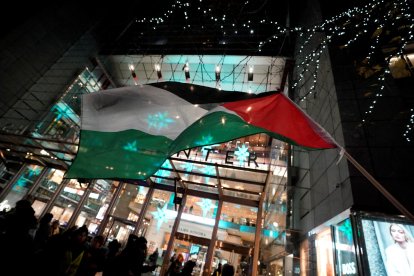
<box><xmin>0</xmin><ymin>63</ymin><xmax>289</xmax><ymax>275</ymax></box>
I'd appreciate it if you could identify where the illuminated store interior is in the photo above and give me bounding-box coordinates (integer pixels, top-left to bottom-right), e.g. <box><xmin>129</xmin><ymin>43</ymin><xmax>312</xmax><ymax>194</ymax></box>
<box><xmin>0</xmin><ymin>62</ymin><xmax>290</xmax><ymax>275</ymax></box>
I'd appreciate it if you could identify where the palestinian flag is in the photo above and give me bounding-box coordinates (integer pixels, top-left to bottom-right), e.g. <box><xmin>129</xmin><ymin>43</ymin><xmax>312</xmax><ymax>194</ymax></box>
<box><xmin>65</xmin><ymin>81</ymin><xmax>337</xmax><ymax>180</ymax></box>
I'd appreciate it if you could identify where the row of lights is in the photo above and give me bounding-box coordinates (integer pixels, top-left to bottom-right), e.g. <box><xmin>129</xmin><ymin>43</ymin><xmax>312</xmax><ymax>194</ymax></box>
<box><xmin>129</xmin><ymin>63</ymin><xmax>255</xmax><ymax>82</ymax></box>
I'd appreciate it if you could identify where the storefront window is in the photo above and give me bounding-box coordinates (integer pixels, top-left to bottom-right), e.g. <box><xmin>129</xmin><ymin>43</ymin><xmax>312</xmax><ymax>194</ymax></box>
<box><xmin>142</xmin><ymin>190</ymin><xmax>177</xmax><ymax>257</ymax></box>
<box><xmin>73</xmin><ymin>179</ymin><xmax>120</xmax><ymax>234</ymax></box>
<box><xmin>315</xmin><ymin>228</ymin><xmax>334</xmax><ymax>276</ymax></box>
<box><xmin>48</xmin><ymin>178</ymin><xmax>87</xmax><ymax>227</ymax></box>
<box><xmin>102</xmin><ymin>183</ymin><xmax>149</xmax><ymax>244</ymax></box>
<box><xmin>30</xmin><ymin>168</ymin><xmax>65</xmax><ymax>217</ymax></box>
<box><xmin>211</xmin><ymin>202</ymin><xmax>257</xmax><ymax>276</ymax></box>
<box><xmin>0</xmin><ymin>164</ymin><xmax>45</xmax><ymax>209</ymax></box>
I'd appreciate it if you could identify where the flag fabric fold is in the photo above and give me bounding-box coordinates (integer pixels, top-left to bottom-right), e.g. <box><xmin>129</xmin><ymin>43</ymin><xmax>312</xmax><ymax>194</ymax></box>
<box><xmin>65</xmin><ymin>81</ymin><xmax>337</xmax><ymax>180</ymax></box>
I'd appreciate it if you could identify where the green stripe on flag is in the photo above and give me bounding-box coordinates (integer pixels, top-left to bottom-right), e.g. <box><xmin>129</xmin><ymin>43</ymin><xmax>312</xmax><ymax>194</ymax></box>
<box><xmin>66</xmin><ymin>129</ymin><xmax>172</xmax><ymax>179</ymax></box>
<box><xmin>170</xmin><ymin>111</ymin><xmax>321</xmax><ymax>155</ymax></box>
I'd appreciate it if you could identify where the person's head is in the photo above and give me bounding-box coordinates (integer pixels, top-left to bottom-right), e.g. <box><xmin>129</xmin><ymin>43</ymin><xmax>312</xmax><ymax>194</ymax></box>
<box><xmin>222</xmin><ymin>263</ymin><xmax>235</xmax><ymax>276</ymax></box>
<box><xmin>389</xmin><ymin>223</ymin><xmax>412</xmax><ymax>243</ymax></box>
<box><xmin>125</xmin><ymin>234</ymin><xmax>148</xmax><ymax>255</ymax></box>
<box><xmin>72</xmin><ymin>225</ymin><xmax>89</xmax><ymax>244</ymax></box>
<box><xmin>108</xmin><ymin>239</ymin><xmax>121</xmax><ymax>252</ymax></box>
<box><xmin>40</xmin><ymin>213</ymin><xmax>53</xmax><ymax>224</ymax></box>
<box><xmin>91</xmin><ymin>235</ymin><xmax>105</xmax><ymax>248</ymax></box>
<box><xmin>51</xmin><ymin>220</ymin><xmax>60</xmax><ymax>228</ymax></box>
<box><xmin>176</xmin><ymin>253</ymin><xmax>184</xmax><ymax>263</ymax></box>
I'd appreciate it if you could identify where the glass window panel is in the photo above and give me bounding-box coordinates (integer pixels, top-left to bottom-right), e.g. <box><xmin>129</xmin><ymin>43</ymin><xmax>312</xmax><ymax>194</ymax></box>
<box><xmin>74</xmin><ymin>179</ymin><xmax>122</xmax><ymax>235</ymax></box>
<box><xmin>1</xmin><ymin>164</ymin><xmax>44</xmax><ymax>208</ymax></box>
<box><xmin>31</xmin><ymin>168</ymin><xmax>65</xmax><ymax>216</ymax></box>
<box><xmin>49</xmin><ymin>178</ymin><xmax>87</xmax><ymax>227</ymax></box>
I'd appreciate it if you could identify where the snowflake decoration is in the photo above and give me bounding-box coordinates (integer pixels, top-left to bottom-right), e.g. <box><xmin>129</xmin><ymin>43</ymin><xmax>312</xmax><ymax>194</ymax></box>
<box><xmin>200</xmin><ymin>165</ymin><xmax>216</xmax><ymax>183</ymax></box>
<box><xmin>123</xmin><ymin>140</ymin><xmax>138</xmax><ymax>152</ymax></box>
<box><xmin>195</xmin><ymin>134</ymin><xmax>214</xmax><ymax>146</ymax></box>
<box><xmin>234</xmin><ymin>144</ymin><xmax>250</xmax><ymax>165</ymax></box>
<box><xmin>147</xmin><ymin>112</ymin><xmax>174</xmax><ymax>131</ymax></box>
<box><xmin>151</xmin><ymin>203</ymin><xmax>171</xmax><ymax>230</ymax></box>
<box><xmin>196</xmin><ymin>198</ymin><xmax>217</xmax><ymax>217</ymax></box>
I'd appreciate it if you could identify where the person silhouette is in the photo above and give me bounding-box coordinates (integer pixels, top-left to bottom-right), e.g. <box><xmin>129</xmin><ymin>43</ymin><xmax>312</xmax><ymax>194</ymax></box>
<box><xmin>222</xmin><ymin>263</ymin><xmax>235</xmax><ymax>276</ymax></box>
<box><xmin>212</xmin><ymin>263</ymin><xmax>222</xmax><ymax>276</ymax></box>
<box><xmin>181</xmin><ymin>257</ymin><xmax>196</xmax><ymax>276</ymax></box>
<box><xmin>103</xmin><ymin>234</ymin><xmax>156</xmax><ymax>276</ymax></box>
<box><xmin>0</xmin><ymin>199</ymin><xmax>38</xmax><ymax>275</ymax></box>
<box><xmin>166</xmin><ymin>253</ymin><xmax>184</xmax><ymax>276</ymax></box>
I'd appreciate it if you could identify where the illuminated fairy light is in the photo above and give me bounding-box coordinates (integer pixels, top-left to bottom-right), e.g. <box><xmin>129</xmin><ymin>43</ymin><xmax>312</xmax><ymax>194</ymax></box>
<box><xmin>128</xmin><ymin>0</ymin><xmax>412</xmax><ymax>139</ymax></box>
<box><xmin>403</xmin><ymin>109</ymin><xmax>414</xmax><ymax>142</ymax></box>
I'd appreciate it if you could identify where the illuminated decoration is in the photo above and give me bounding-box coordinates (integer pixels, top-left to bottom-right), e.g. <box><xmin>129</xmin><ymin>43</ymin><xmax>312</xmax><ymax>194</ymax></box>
<box><xmin>180</xmin><ymin>162</ymin><xmax>194</xmax><ymax>177</ymax></box>
<box><xmin>248</xmin><ymin>65</ymin><xmax>254</xmax><ymax>81</ymax></box>
<box><xmin>13</xmin><ymin>177</ymin><xmax>27</xmax><ymax>191</ymax></box>
<box><xmin>234</xmin><ymin>144</ymin><xmax>250</xmax><ymax>165</ymax></box>
<box><xmin>404</xmin><ymin>109</ymin><xmax>414</xmax><ymax>142</ymax></box>
<box><xmin>199</xmin><ymin>165</ymin><xmax>215</xmax><ymax>183</ymax></box>
<box><xmin>215</xmin><ymin>65</ymin><xmax>221</xmax><ymax>82</ymax></box>
<box><xmin>52</xmin><ymin>103</ymin><xmax>72</xmax><ymax>121</ymax></box>
<box><xmin>196</xmin><ymin>134</ymin><xmax>214</xmax><ymax>147</ymax></box>
<box><xmin>196</xmin><ymin>198</ymin><xmax>217</xmax><ymax>217</ymax></box>
<box><xmin>154</xmin><ymin>160</ymin><xmax>172</xmax><ymax>183</ymax></box>
<box><xmin>155</xmin><ymin>64</ymin><xmax>162</xmax><ymax>79</ymax></box>
<box><xmin>338</xmin><ymin>218</ymin><xmax>353</xmax><ymax>241</ymax></box>
<box><xmin>147</xmin><ymin>112</ymin><xmax>174</xmax><ymax>131</ymax></box>
<box><xmin>129</xmin><ymin>64</ymin><xmax>138</xmax><ymax>84</ymax></box>
<box><xmin>27</xmin><ymin>166</ymin><xmax>42</xmax><ymax>178</ymax></box>
<box><xmin>123</xmin><ymin>140</ymin><xmax>138</xmax><ymax>152</ymax></box>
<box><xmin>184</xmin><ymin>63</ymin><xmax>190</xmax><ymax>81</ymax></box>
<box><xmin>151</xmin><ymin>203</ymin><xmax>172</xmax><ymax>230</ymax></box>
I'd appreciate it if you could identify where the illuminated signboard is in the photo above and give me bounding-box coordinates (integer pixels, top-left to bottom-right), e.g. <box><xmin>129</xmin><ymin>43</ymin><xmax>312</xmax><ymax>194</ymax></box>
<box><xmin>333</xmin><ymin>218</ymin><xmax>357</xmax><ymax>275</ymax></box>
<box><xmin>359</xmin><ymin>215</ymin><xmax>414</xmax><ymax>276</ymax></box>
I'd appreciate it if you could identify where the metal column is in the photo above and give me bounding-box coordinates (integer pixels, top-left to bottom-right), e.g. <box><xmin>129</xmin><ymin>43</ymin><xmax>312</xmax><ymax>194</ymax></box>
<box><xmin>25</xmin><ymin>168</ymin><xmax>50</xmax><ymax>200</ymax></box>
<box><xmin>252</xmin><ymin>196</ymin><xmax>264</xmax><ymax>276</ymax></box>
<box><xmin>67</xmin><ymin>180</ymin><xmax>96</xmax><ymax>228</ymax></box>
<box><xmin>133</xmin><ymin>179</ymin><xmax>155</xmax><ymax>236</ymax></box>
<box><xmin>40</xmin><ymin>178</ymin><xmax>70</xmax><ymax>218</ymax></box>
<box><xmin>202</xmin><ymin>200</ymin><xmax>223</xmax><ymax>276</ymax></box>
<box><xmin>160</xmin><ymin>192</ymin><xmax>187</xmax><ymax>276</ymax></box>
<box><xmin>96</xmin><ymin>182</ymin><xmax>125</xmax><ymax>236</ymax></box>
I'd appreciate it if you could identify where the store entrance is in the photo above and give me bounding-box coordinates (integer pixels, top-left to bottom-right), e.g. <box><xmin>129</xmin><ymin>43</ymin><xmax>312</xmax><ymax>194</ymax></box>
<box><xmin>170</xmin><ymin>232</ymin><xmax>253</xmax><ymax>276</ymax></box>
<box><xmin>212</xmin><ymin>241</ymin><xmax>252</xmax><ymax>276</ymax></box>
<box><xmin>105</xmin><ymin>215</ymin><xmax>137</xmax><ymax>245</ymax></box>
<box><xmin>171</xmin><ymin>232</ymin><xmax>210</xmax><ymax>276</ymax></box>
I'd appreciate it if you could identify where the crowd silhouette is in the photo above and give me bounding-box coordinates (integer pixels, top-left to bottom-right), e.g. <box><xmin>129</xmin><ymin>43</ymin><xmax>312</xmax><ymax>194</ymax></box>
<box><xmin>0</xmin><ymin>199</ymin><xmax>157</xmax><ymax>276</ymax></box>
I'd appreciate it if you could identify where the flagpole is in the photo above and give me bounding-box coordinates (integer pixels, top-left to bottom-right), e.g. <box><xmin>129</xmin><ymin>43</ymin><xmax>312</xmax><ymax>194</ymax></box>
<box><xmin>343</xmin><ymin>150</ymin><xmax>414</xmax><ymax>223</ymax></box>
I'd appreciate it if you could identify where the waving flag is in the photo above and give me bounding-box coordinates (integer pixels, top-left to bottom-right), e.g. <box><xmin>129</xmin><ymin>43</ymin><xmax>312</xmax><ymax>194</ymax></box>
<box><xmin>65</xmin><ymin>82</ymin><xmax>337</xmax><ymax>180</ymax></box>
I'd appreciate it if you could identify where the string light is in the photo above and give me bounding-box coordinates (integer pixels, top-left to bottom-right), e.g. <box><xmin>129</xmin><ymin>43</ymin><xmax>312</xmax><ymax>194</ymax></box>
<box><xmin>125</xmin><ymin>0</ymin><xmax>413</xmax><ymax>141</ymax></box>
